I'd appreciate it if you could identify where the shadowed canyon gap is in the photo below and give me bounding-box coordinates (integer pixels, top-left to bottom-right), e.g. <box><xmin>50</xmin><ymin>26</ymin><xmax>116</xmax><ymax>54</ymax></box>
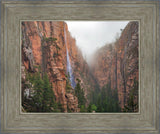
<box><xmin>21</xmin><ymin>21</ymin><xmax>139</xmax><ymax>112</ymax></box>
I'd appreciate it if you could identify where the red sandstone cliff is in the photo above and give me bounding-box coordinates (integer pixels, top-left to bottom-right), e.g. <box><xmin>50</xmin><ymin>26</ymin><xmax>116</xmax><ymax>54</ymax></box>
<box><xmin>91</xmin><ymin>21</ymin><xmax>139</xmax><ymax>110</ymax></box>
<box><xmin>21</xmin><ymin>21</ymin><xmax>97</xmax><ymax>112</ymax></box>
<box><xmin>22</xmin><ymin>21</ymin><xmax>83</xmax><ymax>112</ymax></box>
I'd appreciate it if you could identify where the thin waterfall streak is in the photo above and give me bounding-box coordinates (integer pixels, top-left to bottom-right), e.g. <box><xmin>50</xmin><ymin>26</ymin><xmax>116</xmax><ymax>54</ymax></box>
<box><xmin>64</xmin><ymin>26</ymin><xmax>76</xmax><ymax>88</ymax></box>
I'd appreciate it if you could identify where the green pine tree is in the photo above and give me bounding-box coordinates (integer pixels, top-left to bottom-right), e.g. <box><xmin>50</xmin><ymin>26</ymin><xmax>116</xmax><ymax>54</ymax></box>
<box><xmin>123</xmin><ymin>79</ymin><xmax>138</xmax><ymax>112</ymax></box>
<box><xmin>32</xmin><ymin>72</ymin><xmax>44</xmax><ymax>112</ymax></box>
<box><xmin>42</xmin><ymin>73</ymin><xmax>55</xmax><ymax>112</ymax></box>
<box><xmin>22</xmin><ymin>72</ymin><xmax>64</xmax><ymax>112</ymax></box>
<box><xmin>75</xmin><ymin>79</ymin><xmax>86</xmax><ymax>110</ymax></box>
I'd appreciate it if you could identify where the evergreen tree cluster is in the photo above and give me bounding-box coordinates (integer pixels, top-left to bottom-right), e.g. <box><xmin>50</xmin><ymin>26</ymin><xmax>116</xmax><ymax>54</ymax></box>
<box><xmin>22</xmin><ymin>71</ymin><xmax>138</xmax><ymax>113</ymax></box>
<box><xmin>22</xmin><ymin>72</ymin><xmax>64</xmax><ymax>112</ymax></box>
<box><xmin>96</xmin><ymin>84</ymin><xmax>121</xmax><ymax>112</ymax></box>
<box><xmin>73</xmin><ymin>78</ymin><xmax>121</xmax><ymax>113</ymax></box>
<box><xmin>88</xmin><ymin>79</ymin><xmax>138</xmax><ymax>113</ymax></box>
<box><xmin>74</xmin><ymin>79</ymin><xmax>86</xmax><ymax>112</ymax></box>
<box><xmin>89</xmin><ymin>81</ymin><xmax>121</xmax><ymax>112</ymax></box>
<box><xmin>123</xmin><ymin>79</ymin><xmax>138</xmax><ymax>112</ymax></box>
<box><xmin>67</xmin><ymin>78</ymin><xmax>99</xmax><ymax>113</ymax></box>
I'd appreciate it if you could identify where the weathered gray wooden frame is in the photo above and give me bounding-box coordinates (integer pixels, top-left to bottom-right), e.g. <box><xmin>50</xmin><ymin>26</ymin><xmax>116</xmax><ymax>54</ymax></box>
<box><xmin>1</xmin><ymin>0</ymin><xmax>159</xmax><ymax>133</ymax></box>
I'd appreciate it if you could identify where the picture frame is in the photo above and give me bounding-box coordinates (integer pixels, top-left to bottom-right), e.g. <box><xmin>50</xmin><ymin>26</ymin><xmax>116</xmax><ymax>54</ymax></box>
<box><xmin>1</xmin><ymin>0</ymin><xmax>159</xmax><ymax>133</ymax></box>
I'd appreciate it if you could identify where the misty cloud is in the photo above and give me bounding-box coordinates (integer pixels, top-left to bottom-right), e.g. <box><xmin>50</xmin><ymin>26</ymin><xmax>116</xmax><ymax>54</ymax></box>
<box><xmin>66</xmin><ymin>21</ymin><xmax>129</xmax><ymax>62</ymax></box>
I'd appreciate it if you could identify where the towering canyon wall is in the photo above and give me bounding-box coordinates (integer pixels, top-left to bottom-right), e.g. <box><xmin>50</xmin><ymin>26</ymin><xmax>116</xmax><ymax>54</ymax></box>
<box><xmin>21</xmin><ymin>21</ymin><xmax>93</xmax><ymax>112</ymax></box>
<box><xmin>92</xmin><ymin>21</ymin><xmax>139</xmax><ymax>110</ymax></box>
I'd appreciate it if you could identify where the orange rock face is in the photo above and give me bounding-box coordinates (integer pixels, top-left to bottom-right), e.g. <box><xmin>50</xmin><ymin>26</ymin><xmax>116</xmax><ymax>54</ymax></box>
<box><xmin>92</xmin><ymin>21</ymin><xmax>139</xmax><ymax>110</ymax></box>
<box><xmin>21</xmin><ymin>21</ymin><xmax>83</xmax><ymax>112</ymax></box>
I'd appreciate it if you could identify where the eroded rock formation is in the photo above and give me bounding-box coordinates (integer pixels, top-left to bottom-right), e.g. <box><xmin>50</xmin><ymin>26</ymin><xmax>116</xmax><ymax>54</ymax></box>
<box><xmin>92</xmin><ymin>21</ymin><xmax>139</xmax><ymax>110</ymax></box>
<box><xmin>21</xmin><ymin>21</ymin><xmax>96</xmax><ymax>112</ymax></box>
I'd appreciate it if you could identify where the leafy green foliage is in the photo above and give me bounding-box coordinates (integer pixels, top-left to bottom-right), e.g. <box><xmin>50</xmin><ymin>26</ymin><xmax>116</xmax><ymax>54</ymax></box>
<box><xmin>80</xmin><ymin>105</ymin><xmax>86</xmax><ymax>112</ymax></box>
<box><xmin>41</xmin><ymin>34</ymin><xmax>57</xmax><ymax>48</ymax></box>
<box><xmin>43</xmin><ymin>36</ymin><xmax>57</xmax><ymax>43</ymax></box>
<box><xmin>87</xmin><ymin>104</ymin><xmax>97</xmax><ymax>112</ymax></box>
<box><xmin>22</xmin><ymin>72</ymin><xmax>64</xmax><ymax>112</ymax></box>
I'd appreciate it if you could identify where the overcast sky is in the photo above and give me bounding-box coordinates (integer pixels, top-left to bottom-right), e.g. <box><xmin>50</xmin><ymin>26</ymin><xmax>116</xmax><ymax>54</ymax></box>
<box><xmin>66</xmin><ymin>21</ymin><xmax>129</xmax><ymax>62</ymax></box>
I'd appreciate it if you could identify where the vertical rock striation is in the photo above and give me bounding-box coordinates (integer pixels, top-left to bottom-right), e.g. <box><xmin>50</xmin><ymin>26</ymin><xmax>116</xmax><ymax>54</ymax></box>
<box><xmin>22</xmin><ymin>21</ymin><xmax>81</xmax><ymax>112</ymax></box>
<box><xmin>92</xmin><ymin>21</ymin><xmax>139</xmax><ymax>110</ymax></box>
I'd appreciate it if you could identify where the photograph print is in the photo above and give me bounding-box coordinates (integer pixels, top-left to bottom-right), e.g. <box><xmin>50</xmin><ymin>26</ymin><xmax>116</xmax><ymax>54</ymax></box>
<box><xmin>21</xmin><ymin>21</ymin><xmax>139</xmax><ymax>113</ymax></box>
